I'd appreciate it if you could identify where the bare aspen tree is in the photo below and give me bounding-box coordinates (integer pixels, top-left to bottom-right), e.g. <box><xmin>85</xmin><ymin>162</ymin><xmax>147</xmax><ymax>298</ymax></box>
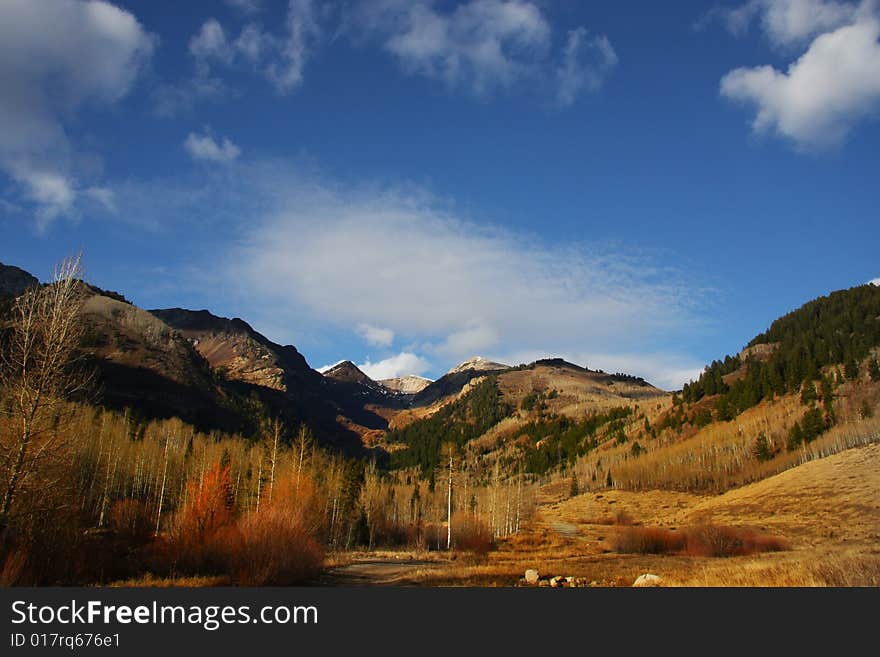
<box><xmin>0</xmin><ymin>254</ymin><xmax>90</xmax><ymax>527</ymax></box>
<box><xmin>442</xmin><ymin>442</ymin><xmax>455</xmax><ymax>550</ymax></box>
<box><xmin>267</xmin><ymin>418</ymin><xmax>282</xmax><ymax>503</ymax></box>
<box><xmin>294</xmin><ymin>424</ymin><xmax>312</xmax><ymax>495</ymax></box>
<box><xmin>154</xmin><ymin>433</ymin><xmax>172</xmax><ymax>536</ymax></box>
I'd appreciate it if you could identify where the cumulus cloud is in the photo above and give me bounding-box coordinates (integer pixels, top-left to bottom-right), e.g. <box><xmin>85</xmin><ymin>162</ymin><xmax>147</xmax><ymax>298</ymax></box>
<box><xmin>0</xmin><ymin>0</ymin><xmax>154</xmax><ymax>227</ymax></box>
<box><xmin>184</xmin><ymin>129</ymin><xmax>242</xmax><ymax>163</ymax></box>
<box><xmin>348</xmin><ymin>0</ymin><xmax>614</xmax><ymax>102</ymax></box>
<box><xmin>869</xmin><ymin>277</ymin><xmax>880</xmax><ymax>286</ymax></box>
<box><xmin>357</xmin><ymin>323</ymin><xmax>395</xmax><ymax>347</ymax></box>
<box><xmin>362</xmin><ymin>0</ymin><xmax>550</xmax><ymax>93</ymax></box>
<box><xmin>357</xmin><ymin>352</ymin><xmax>432</xmax><ymax>380</ymax></box>
<box><xmin>721</xmin><ymin>15</ymin><xmax>880</xmax><ymax>149</ymax></box>
<box><xmin>707</xmin><ymin>0</ymin><xmax>862</xmax><ymax>46</ymax></box>
<box><xmin>718</xmin><ymin>1</ymin><xmax>880</xmax><ymax>149</ymax></box>
<box><xmin>555</xmin><ymin>27</ymin><xmax>618</xmax><ymax>107</ymax></box>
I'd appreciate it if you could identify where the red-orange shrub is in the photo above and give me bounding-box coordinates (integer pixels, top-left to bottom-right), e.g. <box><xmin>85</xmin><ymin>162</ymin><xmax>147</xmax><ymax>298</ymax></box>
<box><xmin>167</xmin><ymin>462</ymin><xmax>235</xmax><ymax>574</ymax></box>
<box><xmin>613</xmin><ymin>523</ymin><xmax>789</xmax><ymax>557</ymax></box>
<box><xmin>684</xmin><ymin>524</ymin><xmax>790</xmax><ymax>557</ymax></box>
<box><xmin>450</xmin><ymin>512</ymin><xmax>495</xmax><ymax>556</ymax></box>
<box><xmin>614</xmin><ymin>526</ymin><xmax>684</xmax><ymax>554</ymax></box>
<box><xmin>214</xmin><ymin>509</ymin><xmax>324</xmax><ymax>585</ymax></box>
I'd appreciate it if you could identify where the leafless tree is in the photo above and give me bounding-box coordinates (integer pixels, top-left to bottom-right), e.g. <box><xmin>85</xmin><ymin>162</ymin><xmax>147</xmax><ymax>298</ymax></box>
<box><xmin>0</xmin><ymin>254</ymin><xmax>91</xmax><ymax>528</ymax></box>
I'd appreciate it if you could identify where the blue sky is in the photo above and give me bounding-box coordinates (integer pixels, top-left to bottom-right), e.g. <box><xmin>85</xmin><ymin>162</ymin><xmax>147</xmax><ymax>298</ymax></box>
<box><xmin>1</xmin><ymin>0</ymin><xmax>879</xmax><ymax>389</ymax></box>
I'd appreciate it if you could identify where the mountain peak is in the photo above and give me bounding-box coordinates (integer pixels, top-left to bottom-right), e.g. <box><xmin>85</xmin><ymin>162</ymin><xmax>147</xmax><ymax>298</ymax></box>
<box><xmin>446</xmin><ymin>356</ymin><xmax>510</xmax><ymax>375</ymax></box>
<box><xmin>379</xmin><ymin>374</ymin><xmax>433</xmax><ymax>394</ymax></box>
<box><xmin>323</xmin><ymin>360</ymin><xmax>375</xmax><ymax>385</ymax></box>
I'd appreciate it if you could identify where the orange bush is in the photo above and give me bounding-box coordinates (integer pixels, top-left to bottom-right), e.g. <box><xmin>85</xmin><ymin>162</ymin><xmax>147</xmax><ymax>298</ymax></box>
<box><xmin>684</xmin><ymin>524</ymin><xmax>789</xmax><ymax>557</ymax></box>
<box><xmin>208</xmin><ymin>473</ymin><xmax>325</xmax><ymax>585</ymax></box>
<box><xmin>214</xmin><ymin>509</ymin><xmax>324</xmax><ymax>585</ymax></box>
<box><xmin>614</xmin><ymin>526</ymin><xmax>684</xmax><ymax>554</ymax></box>
<box><xmin>614</xmin><ymin>523</ymin><xmax>788</xmax><ymax>557</ymax></box>
<box><xmin>450</xmin><ymin>512</ymin><xmax>495</xmax><ymax>556</ymax></box>
<box><xmin>167</xmin><ymin>462</ymin><xmax>235</xmax><ymax>574</ymax></box>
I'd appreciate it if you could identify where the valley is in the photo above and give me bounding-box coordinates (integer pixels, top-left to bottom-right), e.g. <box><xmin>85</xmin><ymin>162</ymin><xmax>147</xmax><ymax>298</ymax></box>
<box><xmin>1</xmin><ymin>260</ymin><xmax>878</xmax><ymax>587</ymax></box>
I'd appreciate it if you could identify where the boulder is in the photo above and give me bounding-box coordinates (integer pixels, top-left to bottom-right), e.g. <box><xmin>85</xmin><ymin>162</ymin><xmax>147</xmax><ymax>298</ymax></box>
<box><xmin>632</xmin><ymin>573</ymin><xmax>662</xmax><ymax>587</ymax></box>
<box><xmin>524</xmin><ymin>569</ymin><xmax>540</xmax><ymax>584</ymax></box>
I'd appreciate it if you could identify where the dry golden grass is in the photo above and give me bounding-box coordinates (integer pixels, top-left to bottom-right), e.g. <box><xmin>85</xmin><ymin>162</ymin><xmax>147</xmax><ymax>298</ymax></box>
<box><xmin>105</xmin><ymin>573</ymin><xmax>230</xmax><ymax>587</ymax></box>
<box><xmin>667</xmin><ymin>551</ymin><xmax>880</xmax><ymax>587</ymax></box>
<box><xmin>368</xmin><ymin>443</ymin><xmax>880</xmax><ymax>587</ymax></box>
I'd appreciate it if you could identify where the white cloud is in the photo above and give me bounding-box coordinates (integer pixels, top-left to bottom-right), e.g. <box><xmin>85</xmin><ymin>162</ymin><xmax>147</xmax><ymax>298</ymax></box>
<box><xmin>349</xmin><ymin>0</ymin><xmax>614</xmax><ymax>101</ymax></box>
<box><xmin>708</xmin><ymin>0</ymin><xmax>863</xmax><ymax>46</ymax></box>
<box><xmin>184</xmin><ymin>1</ymin><xmax>320</xmax><ymax>96</ymax></box>
<box><xmin>556</xmin><ymin>27</ymin><xmax>618</xmax><ymax>107</ymax></box>
<box><xmin>179</xmin><ymin>1</ymin><xmax>613</xmax><ymax>104</ymax></box>
<box><xmin>184</xmin><ymin>130</ymin><xmax>242</xmax><ymax>164</ymax></box>
<box><xmin>103</xmin><ymin>160</ymin><xmax>709</xmax><ymax>389</ymax></box>
<box><xmin>190</xmin><ymin>18</ymin><xmax>234</xmax><ymax>70</ymax></box>
<box><xmin>357</xmin><ymin>352</ymin><xmax>432</xmax><ymax>380</ymax></box>
<box><xmin>215</xmin><ymin>165</ymin><xmax>703</xmax><ymax>380</ymax></box>
<box><xmin>266</xmin><ymin>0</ymin><xmax>321</xmax><ymax>93</ymax></box>
<box><xmin>378</xmin><ymin>0</ymin><xmax>550</xmax><ymax>93</ymax></box>
<box><xmin>869</xmin><ymin>277</ymin><xmax>880</xmax><ymax>286</ymax></box>
<box><xmin>357</xmin><ymin>323</ymin><xmax>395</xmax><ymax>347</ymax></box>
<box><xmin>0</xmin><ymin>0</ymin><xmax>154</xmax><ymax>225</ymax></box>
<box><xmin>721</xmin><ymin>15</ymin><xmax>880</xmax><ymax>149</ymax></box>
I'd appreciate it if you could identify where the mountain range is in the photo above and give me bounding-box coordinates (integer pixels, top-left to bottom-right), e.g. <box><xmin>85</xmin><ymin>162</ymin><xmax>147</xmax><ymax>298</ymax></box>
<box><xmin>3</xmin><ymin>260</ymin><xmax>878</xmax><ymax>477</ymax></box>
<box><xmin>0</xmin><ymin>261</ymin><xmax>666</xmax><ymax>455</ymax></box>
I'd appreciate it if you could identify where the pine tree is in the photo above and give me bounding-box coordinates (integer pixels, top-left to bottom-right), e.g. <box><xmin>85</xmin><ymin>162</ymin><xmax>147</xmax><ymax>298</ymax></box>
<box><xmin>753</xmin><ymin>433</ymin><xmax>773</xmax><ymax>462</ymax></box>
<box><xmin>845</xmin><ymin>359</ymin><xmax>860</xmax><ymax>381</ymax></box>
<box><xmin>869</xmin><ymin>358</ymin><xmax>880</xmax><ymax>382</ymax></box>
<box><xmin>787</xmin><ymin>422</ymin><xmax>804</xmax><ymax>451</ymax></box>
<box><xmin>800</xmin><ymin>380</ymin><xmax>817</xmax><ymax>406</ymax></box>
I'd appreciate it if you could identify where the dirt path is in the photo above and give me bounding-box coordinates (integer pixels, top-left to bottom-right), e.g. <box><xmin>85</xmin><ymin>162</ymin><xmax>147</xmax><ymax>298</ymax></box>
<box><xmin>323</xmin><ymin>558</ymin><xmax>441</xmax><ymax>586</ymax></box>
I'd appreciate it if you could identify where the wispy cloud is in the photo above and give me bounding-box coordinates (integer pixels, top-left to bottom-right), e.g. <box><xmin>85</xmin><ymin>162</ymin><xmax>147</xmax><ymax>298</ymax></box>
<box><xmin>98</xmin><ymin>160</ymin><xmax>710</xmax><ymax>389</ymax></box>
<box><xmin>357</xmin><ymin>323</ymin><xmax>395</xmax><ymax>347</ymax></box>
<box><xmin>184</xmin><ymin>1</ymin><xmax>320</xmax><ymax>96</ymax></box>
<box><xmin>153</xmin><ymin>162</ymin><xmax>705</xmax><ymax>387</ymax></box>
<box><xmin>555</xmin><ymin>28</ymin><xmax>618</xmax><ymax>107</ymax></box>
<box><xmin>225</xmin><ymin>0</ymin><xmax>262</xmax><ymax>15</ymax></box>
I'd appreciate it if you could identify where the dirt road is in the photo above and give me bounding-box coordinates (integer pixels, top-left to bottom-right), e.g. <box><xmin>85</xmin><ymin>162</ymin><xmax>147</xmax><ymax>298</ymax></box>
<box><xmin>323</xmin><ymin>558</ymin><xmax>441</xmax><ymax>586</ymax></box>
